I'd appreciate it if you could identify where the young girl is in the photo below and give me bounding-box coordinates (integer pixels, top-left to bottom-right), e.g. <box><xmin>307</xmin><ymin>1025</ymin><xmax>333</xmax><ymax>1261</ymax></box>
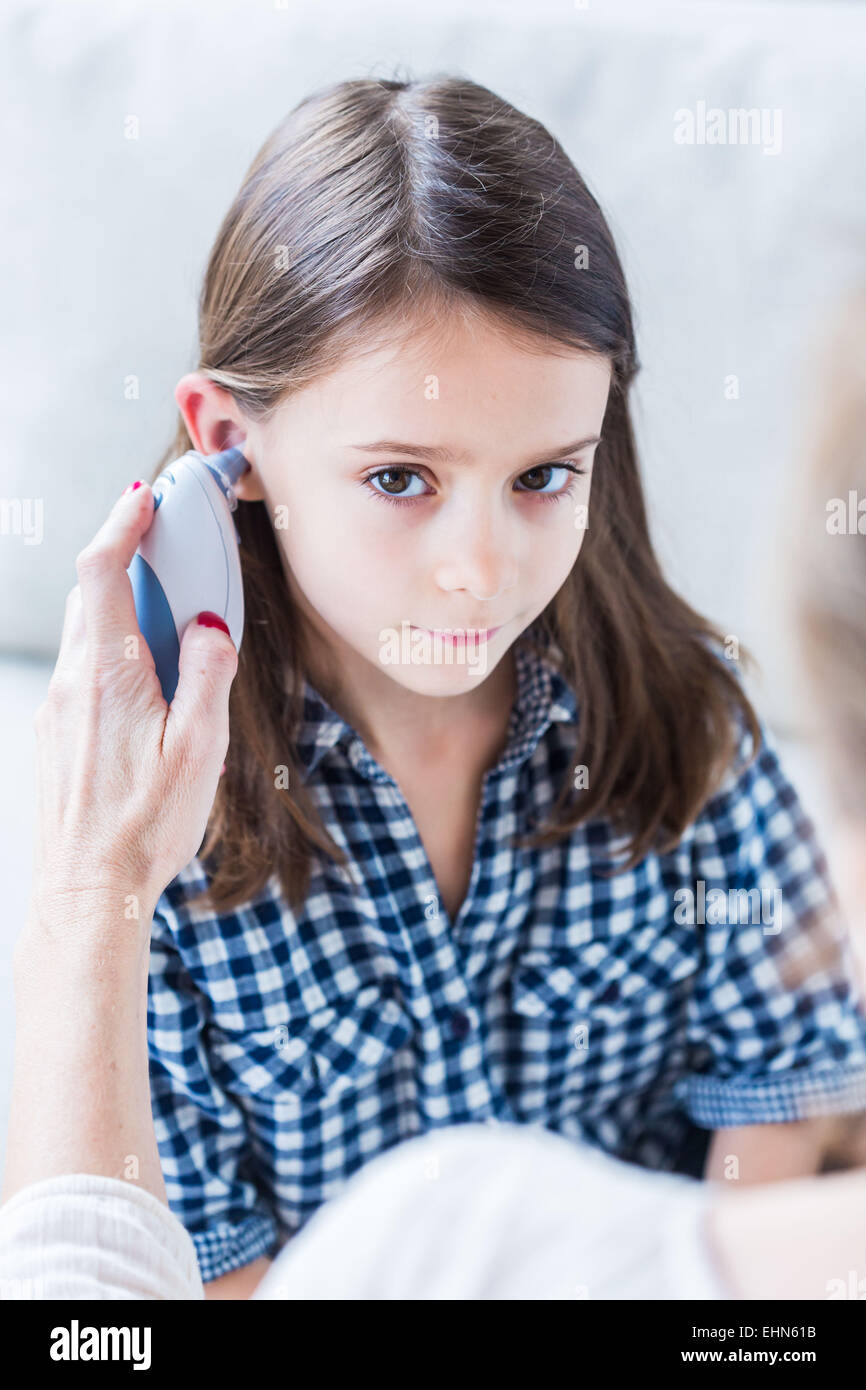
<box><xmin>146</xmin><ymin>73</ymin><xmax>866</xmax><ymax>1295</ymax></box>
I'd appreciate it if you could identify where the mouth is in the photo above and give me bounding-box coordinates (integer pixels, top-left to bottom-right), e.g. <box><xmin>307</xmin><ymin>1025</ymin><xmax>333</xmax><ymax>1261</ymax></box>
<box><xmin>410</xmin><ymin>624</ymin><xmax>503</xmax><ymax>644</ymax></box>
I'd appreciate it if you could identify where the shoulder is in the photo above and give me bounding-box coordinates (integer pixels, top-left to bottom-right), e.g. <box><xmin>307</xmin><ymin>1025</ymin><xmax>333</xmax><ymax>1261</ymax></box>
<box><xmin>150</xmin><ymin>858</ymin><xmax>282</xmax><ymax>956</ymax></box>
<box><xmin>680</xmin><ymin>646</ymin><xmax>825</xmax><ymax>896</ymax></box>
<box><xmin>690</xmin><ymin>639</ymin><xmax>769</xmax><ymax>821</ymax></box>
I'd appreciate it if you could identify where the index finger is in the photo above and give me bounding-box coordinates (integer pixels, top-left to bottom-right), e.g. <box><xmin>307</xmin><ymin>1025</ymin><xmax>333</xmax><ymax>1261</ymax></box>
<box><xmin>75</xmin><ymin>481</ymin><xmax>155</xmax><ymax>662</ymax></box>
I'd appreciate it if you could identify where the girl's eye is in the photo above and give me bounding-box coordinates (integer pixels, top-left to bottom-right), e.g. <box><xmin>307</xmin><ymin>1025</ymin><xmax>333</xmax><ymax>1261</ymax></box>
<box><xmin>361</xmin><ymin>462</ymin><xmax>587</xmax><ymax>509</ymax></box>
<box><xmin>514</xmin><ymin>463</ymin><xmax>587</xmax><ymax>501</ymax></box>
<box><xmin>363</xmin><ymin>468</ymin><xmax>431</xmax><ymax>503</ymax></box>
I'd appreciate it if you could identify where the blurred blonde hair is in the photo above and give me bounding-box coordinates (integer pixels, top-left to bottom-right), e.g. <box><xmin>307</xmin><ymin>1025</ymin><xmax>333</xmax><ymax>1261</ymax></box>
<box><xmin>792</xmin><ymin>286</ymin><xmax>866</xmax><ymax>1172</ymax></box>
<box><xmin>794</xmin><ymin>285</ymin><xmax>866</xmax><ymax>824</ymax></box>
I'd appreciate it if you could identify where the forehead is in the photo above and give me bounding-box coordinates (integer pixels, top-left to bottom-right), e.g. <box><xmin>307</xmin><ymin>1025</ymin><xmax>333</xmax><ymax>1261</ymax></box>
<box><xmin>275</xmin><ymin>309</ymin><xmax>612</xmax><ymax>447</ymax></box>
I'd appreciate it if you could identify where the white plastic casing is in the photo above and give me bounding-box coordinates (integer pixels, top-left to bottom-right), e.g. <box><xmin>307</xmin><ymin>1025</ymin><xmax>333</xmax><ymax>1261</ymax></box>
<box><xmin>137</xmin><ymin>453</ymin><xmax>244</xmax><ymax>652</ymax></box>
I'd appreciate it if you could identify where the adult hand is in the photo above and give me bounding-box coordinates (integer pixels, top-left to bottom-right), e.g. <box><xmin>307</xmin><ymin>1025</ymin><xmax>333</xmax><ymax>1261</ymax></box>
<box><xmin>29</xmin><ymin>478</ymin><xmax>238</xmax><ymax>932</ymax></box>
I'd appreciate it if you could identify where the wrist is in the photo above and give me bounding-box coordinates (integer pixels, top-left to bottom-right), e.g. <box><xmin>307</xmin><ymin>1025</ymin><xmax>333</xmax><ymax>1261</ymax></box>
<box><xmin>28</xmin><ymin>878</ymin><xmax>157</xmax><ymax>931</ymax></box>
<box><xmin>21</xmin><ymin>881</ymin><xmax>155</xmax><ymax>971</ymax></box>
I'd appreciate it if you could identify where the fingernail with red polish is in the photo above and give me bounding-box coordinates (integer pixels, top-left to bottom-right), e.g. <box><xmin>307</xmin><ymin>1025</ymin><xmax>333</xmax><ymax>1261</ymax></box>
<box><xmin>197</xmin><ymin>611</ymin><xmax>230</xmax><ymax>635</ymax></box>
<box><xmin>122</xmin><ymin>480</ymin><xmax>144</xmax><ymax>497</ymax></box>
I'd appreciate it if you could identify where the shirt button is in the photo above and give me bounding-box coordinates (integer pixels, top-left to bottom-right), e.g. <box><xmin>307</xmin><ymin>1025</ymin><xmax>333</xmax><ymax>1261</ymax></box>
<box><xmin>449</xmin><ymin>1010</ymin><xmax>471</xmax><ymax>1040</ymax></box>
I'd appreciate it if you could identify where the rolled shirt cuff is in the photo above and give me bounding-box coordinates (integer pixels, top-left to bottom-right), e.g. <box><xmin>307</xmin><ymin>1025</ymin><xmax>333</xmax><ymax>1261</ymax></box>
<box><xmin>190</xmin><ymin>1210</ymin><xmax>279</xmax><ymax>1285</ymax></box>
<box><xmin>679</xmin><ymin>1060</ymin><xmax>866</xmax><ymax>1128</ymax></box>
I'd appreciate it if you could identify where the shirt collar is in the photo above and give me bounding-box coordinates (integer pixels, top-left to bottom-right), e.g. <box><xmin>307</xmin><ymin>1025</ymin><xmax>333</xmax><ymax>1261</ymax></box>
<box><xmin>294</xmin><ymin>628</ymin><xmax>579</xmax><ymax>784</ymax></box>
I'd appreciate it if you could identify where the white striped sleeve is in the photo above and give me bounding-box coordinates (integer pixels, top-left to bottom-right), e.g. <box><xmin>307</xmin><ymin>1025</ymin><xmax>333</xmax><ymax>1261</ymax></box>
<box><xmin>0</xmin><ymin>1173</ymin><xmax>204</xmax><ymax>1300</ymax></box>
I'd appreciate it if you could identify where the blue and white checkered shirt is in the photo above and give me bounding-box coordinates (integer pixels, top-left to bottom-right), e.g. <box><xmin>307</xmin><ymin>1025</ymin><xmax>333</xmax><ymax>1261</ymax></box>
<box><xmin>147</xmin><ymin>633</ymin><xmax>866</xmax><ymax>1282</ymax></box>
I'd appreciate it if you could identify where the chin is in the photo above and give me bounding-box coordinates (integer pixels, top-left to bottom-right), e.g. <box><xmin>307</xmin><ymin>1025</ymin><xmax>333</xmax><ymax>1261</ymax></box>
<box><xmin>379</xmin><ymin>654</ymin><xmax>494</xmax><ymax>691</ymax></box>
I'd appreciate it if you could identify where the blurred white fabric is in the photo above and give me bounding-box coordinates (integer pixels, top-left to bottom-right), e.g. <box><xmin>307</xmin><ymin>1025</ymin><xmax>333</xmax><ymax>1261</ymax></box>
<box><xmin>255</xmin><ymin>1123</ymin><xmax>729</xmax><ymax>1300</ymax></box>
<box><xmin>0</xmin><ymin>1122</ymin><xmax>730</xmax><ymax>1300</ymax></box>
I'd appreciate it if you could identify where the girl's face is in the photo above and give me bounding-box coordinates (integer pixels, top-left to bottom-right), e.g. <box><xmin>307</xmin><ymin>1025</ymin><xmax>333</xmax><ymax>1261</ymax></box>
<box><xmin>237</xmin><ymin>312</ymin><xmax>611</xmax><ymax>697</ymax></box>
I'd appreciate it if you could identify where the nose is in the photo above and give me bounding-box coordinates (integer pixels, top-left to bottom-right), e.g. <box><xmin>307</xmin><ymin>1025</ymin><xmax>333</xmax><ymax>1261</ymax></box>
<box><xmin>432</xmin><ymin>494</ymin><xmax>519</xmax><ymax>603</ymax></box>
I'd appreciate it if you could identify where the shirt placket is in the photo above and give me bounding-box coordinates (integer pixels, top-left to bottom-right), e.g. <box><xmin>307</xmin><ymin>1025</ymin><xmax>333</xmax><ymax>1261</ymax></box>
<box><xmin>348</xmin><ymin>736</ymin><xmax>512</xmax><ymax>1126</ymax></box>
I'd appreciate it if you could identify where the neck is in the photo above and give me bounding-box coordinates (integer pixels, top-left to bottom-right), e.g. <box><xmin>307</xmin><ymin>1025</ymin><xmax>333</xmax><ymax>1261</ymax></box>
<box><xmin>304</xmin><ymin>622</ymin><xmax>517</xmax><ymax>773</ymax></box>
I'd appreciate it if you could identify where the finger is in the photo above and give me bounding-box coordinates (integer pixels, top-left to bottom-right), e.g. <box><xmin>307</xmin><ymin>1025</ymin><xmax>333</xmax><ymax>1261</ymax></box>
<box><xmin>163</xmin><ymin>611</ymin><xmax>238</xmax><ymax>759</ymax></box>
<box><xmin>75</xmin><ymin>481</ymin><xmax>155</xmax><ymax>663</ymax></box>
<box><xmin>55</xmin><ymin>584</ymin><xmax>86</xmax><ymax>673</ymax></box>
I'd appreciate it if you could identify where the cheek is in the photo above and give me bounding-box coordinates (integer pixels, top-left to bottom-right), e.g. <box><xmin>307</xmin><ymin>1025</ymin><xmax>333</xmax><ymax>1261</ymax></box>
<box><xmin>278</xmin><ymin>500</ymin><xmax>409</xmax><ymax>607</ymax></box>
<box><xmin>531</xmin><ymin>502</ymin><xmax>587</xmax><ymax>582</ymax></box>
<box><xmin>564</xmin><ymin>481</ymin><xmax>593</xmax><ymax>559</ymax></box>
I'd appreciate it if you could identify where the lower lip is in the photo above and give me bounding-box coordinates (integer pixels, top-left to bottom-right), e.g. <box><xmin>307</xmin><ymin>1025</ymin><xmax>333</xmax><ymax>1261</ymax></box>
<box><xmin>411</xmin><ymin>625</ymin><xmax>502</xmax><ymax>644</ymax></box>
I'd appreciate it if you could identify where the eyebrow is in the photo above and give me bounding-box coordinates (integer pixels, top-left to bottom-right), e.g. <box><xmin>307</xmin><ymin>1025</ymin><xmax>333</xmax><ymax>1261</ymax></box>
<box><xmin>346</xmin><ymin>436</ymin><xmax>602</xmax><ymax>465</ymax></box>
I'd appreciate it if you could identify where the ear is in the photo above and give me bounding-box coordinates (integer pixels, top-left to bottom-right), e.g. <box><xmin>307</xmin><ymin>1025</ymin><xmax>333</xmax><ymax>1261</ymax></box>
<box><xmin>174</xmin><ymin>371</ymin><xmax>266</xmax><ymax>501</ymax></box>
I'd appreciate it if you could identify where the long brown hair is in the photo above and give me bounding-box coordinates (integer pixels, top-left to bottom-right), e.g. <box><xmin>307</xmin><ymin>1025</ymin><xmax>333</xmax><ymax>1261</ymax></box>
<box><xmin>153</xmin><ymin>73</ymin><xmax>761</xmax><ymax>916</ymax></box>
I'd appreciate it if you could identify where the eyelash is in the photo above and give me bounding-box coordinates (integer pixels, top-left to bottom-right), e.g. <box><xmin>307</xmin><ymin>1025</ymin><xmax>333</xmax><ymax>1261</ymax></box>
<box><xmin>359</xmin><ymin>461</ymin><xmax>588</xmax><ymax>510</ymax></box>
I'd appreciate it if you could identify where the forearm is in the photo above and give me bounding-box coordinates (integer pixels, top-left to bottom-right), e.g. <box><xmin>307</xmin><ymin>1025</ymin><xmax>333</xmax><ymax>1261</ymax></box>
<box><xmin>2</xmin><ymin>894</ymin><xmax>167</xmax><ymax>1209</ymax></box>
<box><xmin>706</xmin><ymin>1166</ymin><xmax>866</xmax><ymax>1298</ymax></box>
<box><xmin>204</xmin><ymin>1256</ymin><xmax>274</xmax><ymax>1300</ymax></box>
<box><xmin>703</xmin><ymin>1116</ymin><xmax>847</xmax><ymax>1184</ymax></box>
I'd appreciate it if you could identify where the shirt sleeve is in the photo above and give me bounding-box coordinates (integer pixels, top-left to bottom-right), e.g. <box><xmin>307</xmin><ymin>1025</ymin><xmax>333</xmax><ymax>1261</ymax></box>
<box><xmin>147</xmin><ymin>893</ymin><xmax>281</xmax><ymax>1284</ymax></box>
<box><xmin>675</xmin><ymin>708</ymin><xmax>866</xmax><ymax>1130</ymax></box>
<box><xmin>0</xmin><ymin>1172</ymin><xmax>204</xmax><ymax>1300</ymax></box>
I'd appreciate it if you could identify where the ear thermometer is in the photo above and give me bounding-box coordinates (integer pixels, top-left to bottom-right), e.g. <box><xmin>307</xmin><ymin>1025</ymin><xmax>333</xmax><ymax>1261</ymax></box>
<box><xmin>127</xmin><ymin>446</ymin><xmax>248</xmax><ymax>703</ymax></box>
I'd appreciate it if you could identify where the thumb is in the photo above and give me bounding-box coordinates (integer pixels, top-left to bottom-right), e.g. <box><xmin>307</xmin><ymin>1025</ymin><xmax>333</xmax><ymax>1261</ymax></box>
<box><xmin>164</xmin><ymin>610</ymin><xmax>238</xmax><ymax>756</ymax></box>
